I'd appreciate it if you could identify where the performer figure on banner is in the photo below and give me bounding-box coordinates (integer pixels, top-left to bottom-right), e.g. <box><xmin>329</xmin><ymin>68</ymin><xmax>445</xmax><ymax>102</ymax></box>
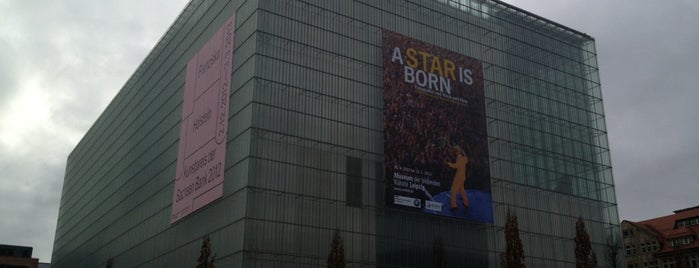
<box><xmin>446</xmin><ymin>145</ymin><xmax>469</xmax><ymax>211</ymax></box>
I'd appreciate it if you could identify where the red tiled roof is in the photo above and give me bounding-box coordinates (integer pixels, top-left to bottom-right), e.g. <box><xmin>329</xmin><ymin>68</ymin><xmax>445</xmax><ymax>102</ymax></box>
<box><xmin>663</xmin><ymin>227</ymin><xmax>695</xmax><ymax>239</ymax></box>
<box><xmin>623</xmin><ymin>220</ymin><xmax>661</xmax><ymax>237</ymax></box>
<box><xmin>639</xmin><ymin>207</ymin><xmax>699</xmax><ymax>232</ymax></box>
<box><xmin>635</xmin><ymin>206</ymin><xmax>699</xmax><ymax>254</ymax></box>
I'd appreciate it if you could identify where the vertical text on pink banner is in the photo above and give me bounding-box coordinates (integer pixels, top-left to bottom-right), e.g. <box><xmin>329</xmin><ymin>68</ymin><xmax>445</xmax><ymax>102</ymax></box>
<box><xmin>171</xmin><ymin>14</ymin><xmax>235</xmax><ymax>223</ymax></box>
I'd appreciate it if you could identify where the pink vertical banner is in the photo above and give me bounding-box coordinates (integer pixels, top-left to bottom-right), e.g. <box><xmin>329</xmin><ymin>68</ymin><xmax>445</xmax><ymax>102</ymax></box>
<box><xmin>172</xmin><ymin>13</ymin><xmax>235</xmax><ymax>223</ymax></box>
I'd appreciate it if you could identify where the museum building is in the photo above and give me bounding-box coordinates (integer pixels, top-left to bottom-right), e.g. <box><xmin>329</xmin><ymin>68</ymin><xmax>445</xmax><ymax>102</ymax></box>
<box><xmin>52</xmin><ymin>0</ymin><xmax>622</xmax><ymax>267</ymax></box>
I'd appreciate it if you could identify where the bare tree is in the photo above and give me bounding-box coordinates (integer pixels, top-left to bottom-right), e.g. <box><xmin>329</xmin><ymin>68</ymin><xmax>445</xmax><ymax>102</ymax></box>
<box><xmin>432</xmin><ymin>237</ymin><xmax>446</xmax><ymax>268</ymax></box>
<box><xmin>501</xmin><ymin>210</ymin><xmax>525</xmax><ymax>268</ymax></box>
<box><xmin>196</xmin><ymin>236</ymin><xmax>215</xmax><ymax>268</ymax></box>
<box><xmin>676</xmin><ymin>255</ymin><xmax>689</xmax><ymax>268</ymax></box>
<box><xmin>604</xmin><ymin>235</ymin><xmax>620</xmax><ymax>268</ymax></box>
<box><xmin>591</xmin><ymin>252</ymin><xmax>598</xmax><ymax>268</ymax></box>
<box><xmin>575</xmin><ymin>218</ymin><xmax>596</xmax><ymax>268</ymax></box>
<box><xmin>327</xmin><ymin>231</ymin><xmax>346</xmax><ymax>268</ymax></box>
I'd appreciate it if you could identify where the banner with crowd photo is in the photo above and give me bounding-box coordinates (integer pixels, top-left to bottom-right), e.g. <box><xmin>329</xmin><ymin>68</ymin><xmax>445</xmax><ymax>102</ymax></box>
<box><xmin>382</xmin><ymin>30</ymin><xmax>493</xmax><ymax>223</ymax></box>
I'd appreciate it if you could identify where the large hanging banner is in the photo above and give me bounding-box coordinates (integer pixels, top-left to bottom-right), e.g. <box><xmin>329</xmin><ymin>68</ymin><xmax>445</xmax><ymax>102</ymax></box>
<box><xmin>171</xmin><ymin>14</ymin><xmax>235</xmax><ymax>223</ymax></box>
<box><xmin>382</xmin><ymin>30</ymin><xmax>493</xmax><ymax>223</ymax></box>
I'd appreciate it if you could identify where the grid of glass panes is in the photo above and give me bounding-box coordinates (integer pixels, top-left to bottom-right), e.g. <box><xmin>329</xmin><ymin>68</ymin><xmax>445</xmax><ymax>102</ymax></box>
<box><xmin>247</xmin><ymin>0</ymin><xmax>620</xmax><ymax>267</ymax></box>
<box><xmin>51</xmin><ymin>0</ymin><xmax>255</xmax><ymax>267</ymax></box>
<box><xmin>51</xmin><ymin>0</ymin><xmax>621</xmax><ymax>267</ymax></box>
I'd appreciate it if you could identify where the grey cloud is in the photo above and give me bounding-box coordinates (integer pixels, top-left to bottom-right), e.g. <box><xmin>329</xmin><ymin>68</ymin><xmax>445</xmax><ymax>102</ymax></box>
<box><xmin>0</xmin><ymin>157</ymin><xmax>63</xmax><ymax>264</ymax></box>
<box><xmin>0</xmin><ymin>35</ymin><xmax>20</xmax><ymax>108</ymax></box>
<box><xmin>0</xmin><ymin>0</ymin><xmax>188</xmax><ymax>262</ymax></box>
<box><xmin>507</xmin><ymin>0</ymin><xmax>699</xmax><ymax>221</ymax></box>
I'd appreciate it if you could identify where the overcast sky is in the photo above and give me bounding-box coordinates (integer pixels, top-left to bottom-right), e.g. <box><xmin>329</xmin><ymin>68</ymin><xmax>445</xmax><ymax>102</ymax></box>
<box><xmin>1</xmin><ymin>0</ymin><xmax>697</xmax><ymax>263</ymax></box>
<box><xmin>507</xmin><ymin>0</ymin><xmax>699</xmax><ymax>219</ymax></box>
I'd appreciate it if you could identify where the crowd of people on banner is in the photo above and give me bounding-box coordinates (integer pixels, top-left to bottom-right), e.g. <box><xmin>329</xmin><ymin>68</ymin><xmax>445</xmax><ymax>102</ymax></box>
<box><xmin>384</xmin><ymin>85</ymin><xmax>490</xmax><ymax>191</ymax></box>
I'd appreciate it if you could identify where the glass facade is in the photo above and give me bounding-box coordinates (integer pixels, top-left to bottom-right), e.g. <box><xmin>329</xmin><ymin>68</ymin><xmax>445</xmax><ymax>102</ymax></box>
<box><xmin>52</xmin><ymin>0</ymin><xmax>621</xmax><ymax>267</ymax></box>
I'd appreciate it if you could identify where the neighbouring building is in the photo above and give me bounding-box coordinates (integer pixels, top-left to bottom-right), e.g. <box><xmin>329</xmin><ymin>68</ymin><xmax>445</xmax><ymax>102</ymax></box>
<box><xmin>622</xmin><ymin>206</ymin><xmax>699</xmax><ymax>268</ymax></box>
<box><xmin>51</xmin><ymin>0</ymin><xmax>621</xmax><ymax>267</ymax></box>
<box><xmin>0</xmin><ymin>244</ymin><xmax>39</xmax><ymax>268</ymax></box>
